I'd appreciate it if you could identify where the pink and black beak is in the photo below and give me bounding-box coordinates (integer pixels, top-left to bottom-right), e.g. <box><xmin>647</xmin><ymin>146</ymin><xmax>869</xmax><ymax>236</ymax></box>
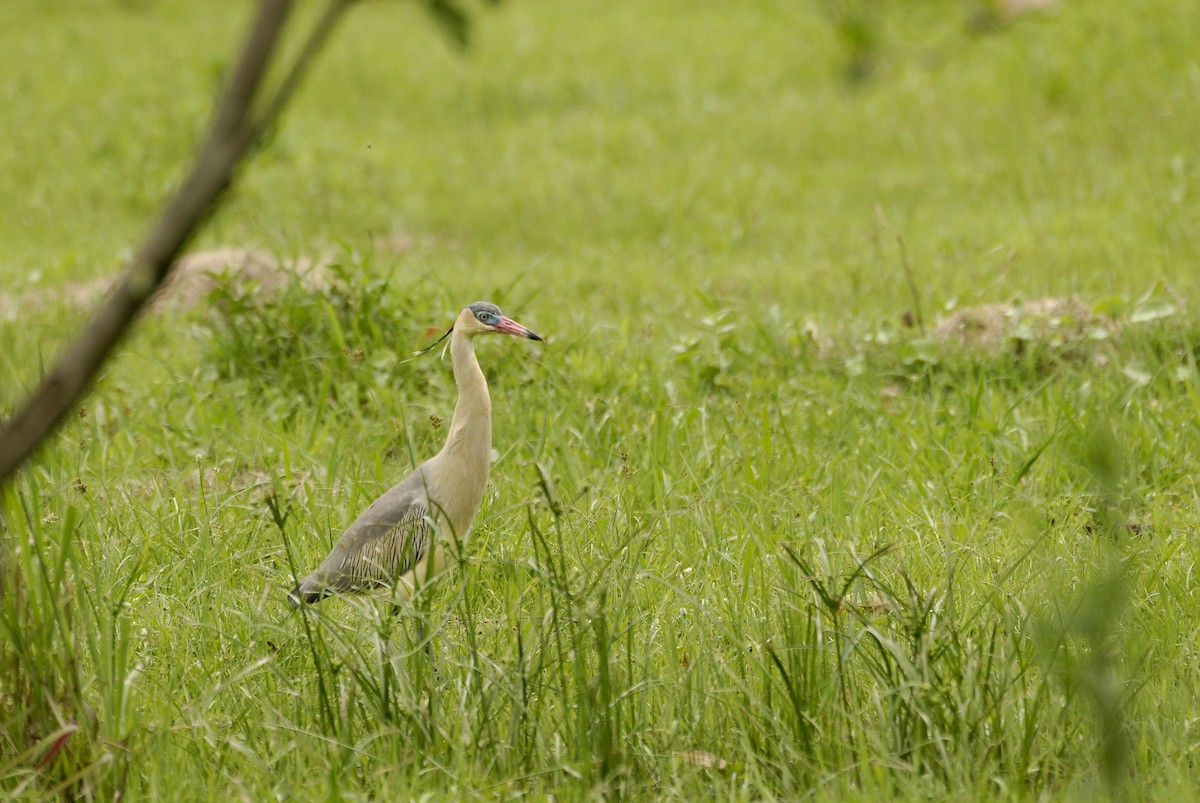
<box><xmin>494</xmin><ymin>315</ymin><xmax>543</xmax><ymax>342</ymax></box>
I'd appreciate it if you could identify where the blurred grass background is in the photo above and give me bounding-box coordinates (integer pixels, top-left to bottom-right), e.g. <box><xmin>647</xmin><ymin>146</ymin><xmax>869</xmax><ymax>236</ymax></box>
<box><xmin>2</xmin><ymin>0</ymin><xmax>1200</xmax><ymax>799</ymax></box>
<box><xmin>3</xmin><ymin>0</ymin><xmax>1197</xmax><ymax>315</ymax></box>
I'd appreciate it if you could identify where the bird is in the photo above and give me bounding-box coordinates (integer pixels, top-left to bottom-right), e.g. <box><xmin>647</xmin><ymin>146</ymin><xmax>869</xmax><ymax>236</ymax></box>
<box><xmin>288</xmin><ymin>301</ymin><xmax>542</xmax><ymax>607</ymax></box>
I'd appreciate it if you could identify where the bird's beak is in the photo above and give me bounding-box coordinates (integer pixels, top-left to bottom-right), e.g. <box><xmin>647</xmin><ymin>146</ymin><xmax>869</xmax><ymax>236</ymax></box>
<box><xmin>494</xmin><ymin>315</ymin><xmax>543</xmax><ymax>341</ymax></box>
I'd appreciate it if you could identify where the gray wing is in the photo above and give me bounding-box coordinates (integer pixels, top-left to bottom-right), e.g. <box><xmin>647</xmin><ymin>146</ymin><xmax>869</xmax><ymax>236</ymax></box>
<box><xmin>291</xmin><ymin>471</ymin><xmax>435</xmax><ymax>605</ymax></box>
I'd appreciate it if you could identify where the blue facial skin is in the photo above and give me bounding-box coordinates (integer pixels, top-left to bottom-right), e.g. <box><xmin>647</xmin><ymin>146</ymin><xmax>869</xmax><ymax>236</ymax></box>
<box><xmin>469</xmin><ymin>302</ymin><xmax>503</xmax><ymax>325</ymax></box>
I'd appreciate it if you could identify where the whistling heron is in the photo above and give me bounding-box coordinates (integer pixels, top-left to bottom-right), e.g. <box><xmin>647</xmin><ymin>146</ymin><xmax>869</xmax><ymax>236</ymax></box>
<box><xmin>289</xmin><ymin>302</ymin><xmax>542</xmax><ymax>607</ymax></box>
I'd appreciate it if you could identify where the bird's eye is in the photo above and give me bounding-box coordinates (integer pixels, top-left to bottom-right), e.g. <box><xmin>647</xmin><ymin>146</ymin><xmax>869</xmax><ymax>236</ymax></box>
<box><xmin>478</xmin><ymin>311</ymin><xmax>496</xmax><ymax>324</ymax></box>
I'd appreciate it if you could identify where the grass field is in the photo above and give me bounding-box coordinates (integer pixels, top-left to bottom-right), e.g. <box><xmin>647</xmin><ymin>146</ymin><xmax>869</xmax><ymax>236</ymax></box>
<box><xmin>3</xmin><ymin>0</ymin><xmax>1200</xmax><ymax>799</ymax></box>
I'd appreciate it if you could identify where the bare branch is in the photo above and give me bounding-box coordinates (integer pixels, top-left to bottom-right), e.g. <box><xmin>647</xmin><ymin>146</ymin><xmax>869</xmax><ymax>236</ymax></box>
<box><xmin>0</xmin><ymin>0</ymin><xmax>354</xmax><ymax>487</ymax></box>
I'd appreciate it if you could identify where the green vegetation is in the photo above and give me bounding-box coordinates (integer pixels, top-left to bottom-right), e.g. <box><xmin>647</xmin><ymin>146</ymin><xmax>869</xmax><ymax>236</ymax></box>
<box><xmin>3</xmin><ymin>0</ymin><xmax>1200</xmax><ymax>798</ymax></box>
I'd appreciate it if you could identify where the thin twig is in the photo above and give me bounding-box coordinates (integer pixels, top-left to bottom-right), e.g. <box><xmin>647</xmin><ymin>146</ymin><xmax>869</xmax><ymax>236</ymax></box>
<box><xmin>255</xmin><ymin>0</ymin><xmax>355</xmax><ymax>140</ymax></box>
<box><xmin>0</xmin><ymin>0</ymin><xmax>354</xmax><ymax>487</ymax></box>
<box><xmin>875</xmin><ymin>204</ymin><xmax>926</xmax><ymax>337</ymax></box>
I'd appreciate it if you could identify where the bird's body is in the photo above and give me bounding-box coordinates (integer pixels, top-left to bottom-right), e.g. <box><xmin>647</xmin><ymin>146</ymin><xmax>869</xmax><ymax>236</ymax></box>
<box><xmin>289</xmin><ymin>302</ymin><xmax>541</xmax><ymax>606</ymax></box>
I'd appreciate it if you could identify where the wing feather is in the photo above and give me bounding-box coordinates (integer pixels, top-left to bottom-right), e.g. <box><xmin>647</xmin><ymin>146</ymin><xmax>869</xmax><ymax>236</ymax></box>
<box><xmin>291</xmin><ymin>471</ymin><xmax>436</xmax><ymax>604</ymax></box>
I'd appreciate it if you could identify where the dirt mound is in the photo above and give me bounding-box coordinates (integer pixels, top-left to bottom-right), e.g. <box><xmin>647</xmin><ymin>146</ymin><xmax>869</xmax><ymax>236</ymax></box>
<box><xmin>0</xmin><ymin>247</ymin><xmax>329</xmax><ymax>321</ymax></box>
<box><xmin>150</xmin><ymin>247</ymin><xmax>329</xmax><ymax>310</ymax></box>
<box><xmin>932</xmin><ymin>297</ymin><xmax>1115</xmax><ymax>346</ymax></box>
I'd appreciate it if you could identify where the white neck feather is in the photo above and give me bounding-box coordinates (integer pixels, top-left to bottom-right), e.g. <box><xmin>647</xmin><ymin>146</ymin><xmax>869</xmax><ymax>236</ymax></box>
<box><xmin>431</xmin><ymin>327</ymin><xmax>493</xmax><ymax>536</ymax></box>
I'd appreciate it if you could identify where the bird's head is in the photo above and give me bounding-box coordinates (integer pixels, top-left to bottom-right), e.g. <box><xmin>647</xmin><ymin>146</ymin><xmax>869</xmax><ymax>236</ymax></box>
<box><xmin>456</xmin><ymin>302</ymin><xmax>543</xmax><ymax>341</ymax></box>
<box><xmin>412</xmin><ymin>302</ymin><xmax>543</xmax><ymax>358</ymax></box>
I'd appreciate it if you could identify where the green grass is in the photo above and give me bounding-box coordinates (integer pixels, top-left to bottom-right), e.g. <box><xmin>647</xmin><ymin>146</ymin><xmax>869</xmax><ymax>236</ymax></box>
<box><xmin>3</xmin><ymin>0</ymin><xmax>1200</xmax><ymax>798</ymax></box>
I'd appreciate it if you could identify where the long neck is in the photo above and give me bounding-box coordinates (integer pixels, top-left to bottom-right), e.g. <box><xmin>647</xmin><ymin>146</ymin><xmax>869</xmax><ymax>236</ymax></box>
<box><xmin>439</xmin><ymin>328</ymin><xmax>492</xmax><ymax>468</ymax></box>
